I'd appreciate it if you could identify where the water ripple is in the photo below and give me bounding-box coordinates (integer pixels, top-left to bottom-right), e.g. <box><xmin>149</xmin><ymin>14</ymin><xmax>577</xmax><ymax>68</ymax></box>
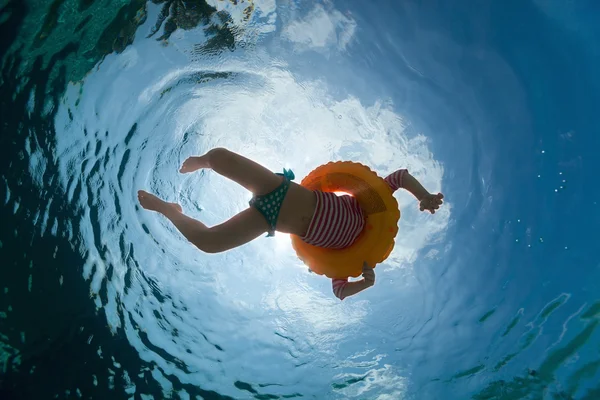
<box><xmin>36</xmin><ymin>11</ymin><xmax>450</xmax><ymax>393</ymax></box>
<box><xmin>3</xmin><ymin>0</ymin><xmax>598</xmax><ymax>398</ymax></box>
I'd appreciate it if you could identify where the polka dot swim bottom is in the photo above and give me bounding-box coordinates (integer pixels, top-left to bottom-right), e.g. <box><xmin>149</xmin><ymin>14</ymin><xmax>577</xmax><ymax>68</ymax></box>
<box><xmin>249</xmin><ymin>170</ymin><xmax>294</xmax><ymax>237</ymax></box>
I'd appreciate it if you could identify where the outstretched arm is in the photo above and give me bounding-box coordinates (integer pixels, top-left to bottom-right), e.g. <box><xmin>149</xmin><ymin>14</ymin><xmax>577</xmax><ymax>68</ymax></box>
<box><xmin>385</xmin><ymin>169</ymin><xmax>444</xmax><ymax>214</ymax></box>
<box><xmin>332</xmin><ymin>263</ymin><xmax>375</xmax><ymax>300</ymax></box>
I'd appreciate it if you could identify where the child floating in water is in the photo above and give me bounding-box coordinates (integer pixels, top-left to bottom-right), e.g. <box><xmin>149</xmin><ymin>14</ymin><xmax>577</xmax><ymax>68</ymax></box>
<box><xmin>138</xmin><ymin>148</ymin><xmax>444</xmax><ymax>300</ymax></box>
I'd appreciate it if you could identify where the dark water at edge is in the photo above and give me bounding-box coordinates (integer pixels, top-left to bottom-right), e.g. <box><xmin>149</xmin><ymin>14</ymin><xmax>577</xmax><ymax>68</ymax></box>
<box><xmin>0</xmin><ymin>2</ymin><xmax>243</xmax><ymax>399</ymax></box>
<box><xmin>1</xmin><ymin>3</ymin><xmax>134</xmax><ymax>399</ymax></box>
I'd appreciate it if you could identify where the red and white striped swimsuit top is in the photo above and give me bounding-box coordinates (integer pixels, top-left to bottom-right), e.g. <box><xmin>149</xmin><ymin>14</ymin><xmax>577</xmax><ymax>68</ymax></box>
<box><xmin>299</xmin><ymin>169</ymin><xmax>407</xmax><ymax>249</ymax></box>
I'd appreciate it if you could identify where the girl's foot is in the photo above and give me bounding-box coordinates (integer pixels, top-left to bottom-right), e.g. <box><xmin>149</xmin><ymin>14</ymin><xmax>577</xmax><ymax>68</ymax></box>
<box><xmin>180</xmin><ymin>156</ymin><xmax>206</xmax><ymax>173</ymax></box>
<box><xmin>137</xmin><ymin>190</ymin><xmax>182</xmax><ymax>214</ymax></box>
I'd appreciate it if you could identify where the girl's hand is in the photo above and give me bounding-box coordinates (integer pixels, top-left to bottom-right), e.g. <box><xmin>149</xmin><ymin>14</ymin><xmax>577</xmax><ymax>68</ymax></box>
<box><xmin>419</xmin><ymin>193</ymin><xmax>444</xmax><ymax>214</ymax></box>
<box><xmin>362</xmin><ymin>262</ymin><xmax>375</xmax><ymax>287</ymax></box>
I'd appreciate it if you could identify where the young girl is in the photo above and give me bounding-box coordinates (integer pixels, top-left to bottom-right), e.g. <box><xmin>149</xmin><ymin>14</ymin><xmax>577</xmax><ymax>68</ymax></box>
<box><xmin>138</xmin><ymin>148</ymin><xmax>444</xmax><ymax>300</ymax></box>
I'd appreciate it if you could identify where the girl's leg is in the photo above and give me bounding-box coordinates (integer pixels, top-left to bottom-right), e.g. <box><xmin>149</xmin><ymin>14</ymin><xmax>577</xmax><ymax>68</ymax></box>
<box><xmin>138</xmin><ymin>191</ymin><xmax>268</xmax><ymax>253</ymax></box>
<box><xmin>180</xmin><ymin>148</ymin><xmax>282</xmax><ymax>195</ymax></box>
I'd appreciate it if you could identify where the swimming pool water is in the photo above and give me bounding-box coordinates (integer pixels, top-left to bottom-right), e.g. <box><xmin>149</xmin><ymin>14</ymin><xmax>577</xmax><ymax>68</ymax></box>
<box><xmin>1</xmin><ymin>0</ymin><xmax>599</xmax><ymax>399</ymax></box>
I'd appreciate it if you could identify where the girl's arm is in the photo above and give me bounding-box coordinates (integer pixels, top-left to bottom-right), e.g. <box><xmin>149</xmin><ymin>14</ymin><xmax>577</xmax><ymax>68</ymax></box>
<box><xmin>332</xmin><ymin>279</ymin><xmax>370</xmax><ymax>300</ymax></box>
<box><xmin>332</xmin><ymin>263</ymin><xmax>375</xmax><ymax>300</ymax></box>
<box><xmin>385</xmin><ymin>169</ymin><xmax>444</xmax><ymax>214</ymax></box>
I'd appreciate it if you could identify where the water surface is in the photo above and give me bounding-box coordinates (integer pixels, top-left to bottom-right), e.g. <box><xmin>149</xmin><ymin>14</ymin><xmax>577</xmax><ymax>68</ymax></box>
<box><xmin>1</xmin><ymin>0</ymin><xmax>599</xmax><ymax>399</ymax></box>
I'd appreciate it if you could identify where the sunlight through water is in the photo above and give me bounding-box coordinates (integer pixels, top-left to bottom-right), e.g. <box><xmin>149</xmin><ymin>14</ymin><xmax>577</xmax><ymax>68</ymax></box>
<box><xmin>45</xmin><ymin>3</ymin><xmax>448</xmax><ymax>397</ymax></box>
<box><xmin>2</xmin><ymin>0</ymin><xmax>600</xmax><ymax>399</ymax></box>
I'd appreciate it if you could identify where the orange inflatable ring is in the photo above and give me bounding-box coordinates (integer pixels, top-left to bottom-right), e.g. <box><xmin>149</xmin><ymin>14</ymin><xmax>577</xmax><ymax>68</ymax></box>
<box><xmin>290</xmin><ymin>161</ymin><xmax>400</xmax><ymax>279</ymax></box>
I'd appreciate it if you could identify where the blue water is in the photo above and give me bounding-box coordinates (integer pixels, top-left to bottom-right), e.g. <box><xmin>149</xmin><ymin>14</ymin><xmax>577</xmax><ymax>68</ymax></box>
<box><xmin>1</xmin><ymin>0</ymin><xmax>600</xmax><ymax>399</ymax></box>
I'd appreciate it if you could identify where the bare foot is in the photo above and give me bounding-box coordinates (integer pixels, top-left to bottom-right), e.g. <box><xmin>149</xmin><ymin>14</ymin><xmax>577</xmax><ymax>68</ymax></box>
<box><xmin>137</xmin><ymin>190</ymin><xmax>182</xmax><ymax>214</ymax></box>
<box><xmin>180</xmin><ymin>156</ymin><xmax>205</xmax><ymax>174</ymax></box>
